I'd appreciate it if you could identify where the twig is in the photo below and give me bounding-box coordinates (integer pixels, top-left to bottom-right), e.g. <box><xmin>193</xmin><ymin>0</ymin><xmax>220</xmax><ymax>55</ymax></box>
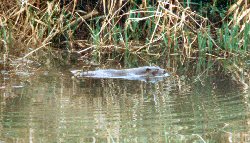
<box><xmin>22</xmin><ymin>42</ymin><xmax>51</xmax><ymax>59</ymax></box>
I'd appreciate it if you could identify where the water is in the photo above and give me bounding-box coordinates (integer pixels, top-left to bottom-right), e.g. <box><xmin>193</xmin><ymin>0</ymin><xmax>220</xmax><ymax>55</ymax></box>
<box><xmin>0</xmin><ymin>70</ymin><xmax>249</xmax><ymax>143</ymax></box>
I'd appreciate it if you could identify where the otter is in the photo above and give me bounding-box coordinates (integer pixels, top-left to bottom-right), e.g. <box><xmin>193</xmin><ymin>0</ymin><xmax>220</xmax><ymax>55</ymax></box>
<box><xmin>71</xmin><ymin>66</ymin><xmax>169</xmax><ymax>82</ymax></box>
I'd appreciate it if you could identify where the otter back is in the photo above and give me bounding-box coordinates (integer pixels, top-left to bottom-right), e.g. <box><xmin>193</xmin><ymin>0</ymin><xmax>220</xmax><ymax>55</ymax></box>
<box><xmin>71</xmin><ymin>66</ymin><xmax>169</xmax><ymax>82</ymax></box>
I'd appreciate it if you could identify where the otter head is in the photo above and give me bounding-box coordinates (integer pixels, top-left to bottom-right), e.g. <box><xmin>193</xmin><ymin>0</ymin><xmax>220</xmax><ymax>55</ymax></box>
<box><xmin>145</xmin><ymin>66</ymin><xmax>168</xmax><ymax>76</ymax></box>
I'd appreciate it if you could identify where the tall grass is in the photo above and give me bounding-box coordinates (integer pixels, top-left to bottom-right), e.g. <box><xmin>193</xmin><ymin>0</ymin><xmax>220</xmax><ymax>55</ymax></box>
<box><xmin>89</xmin><ymin>0</ymin><xmax>248</xmax><ymax>59</ymax></box>
<box><xmin>1</xmin><ymin>1</ymin><xmax>247</xmax><ymax>61</ymax></box>
<box><xmin>0</xmin><ymin>0</ymin><xmax>83</xmax><ymax>67</ymax></box>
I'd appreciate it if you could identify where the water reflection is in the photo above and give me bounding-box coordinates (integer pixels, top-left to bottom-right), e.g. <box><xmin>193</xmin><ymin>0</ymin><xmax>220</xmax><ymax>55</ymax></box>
<box><xmin>0</xmin><ymin>71</ymin><xmax>249</xmax><ymax>142</ymax></box>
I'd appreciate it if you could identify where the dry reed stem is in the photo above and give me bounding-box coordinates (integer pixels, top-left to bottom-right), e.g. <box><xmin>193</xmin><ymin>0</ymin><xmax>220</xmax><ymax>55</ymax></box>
<box><xmin>0</xmin><ymin>0</ymin><xmax>76</xmax><ymax>60</ymax></box>
<box><xmin>131</xmin><ymin>0</ymin><xmax>212</xmax><ymax>54</ymax></box>
<box><xmin>98</xmin><ymin>1</ymin><xmax>129</xmax><ymax>36</ymax></box>
<box><xmin>228</xmin><ymin>0</ymin><xmax>250</xmax><ymax>26</ymax></box>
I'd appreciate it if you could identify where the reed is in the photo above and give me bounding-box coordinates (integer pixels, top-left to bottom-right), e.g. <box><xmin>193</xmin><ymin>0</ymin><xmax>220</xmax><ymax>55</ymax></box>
<box><xmin>0</xmin><ymin>1</ymin><xmax>237</xmax><ymax>60</ymax></box>
<box><xmin>0</xmin><ymin>0</ymin><xmax>83</xmax><ymax>66</ymax></box>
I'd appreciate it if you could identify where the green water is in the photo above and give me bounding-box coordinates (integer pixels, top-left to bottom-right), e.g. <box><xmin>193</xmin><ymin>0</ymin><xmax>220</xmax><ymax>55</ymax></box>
<box><xmin>0</xmin><ymin>70</ymin><xmax>249</xmax><ymax>143</ymax></box>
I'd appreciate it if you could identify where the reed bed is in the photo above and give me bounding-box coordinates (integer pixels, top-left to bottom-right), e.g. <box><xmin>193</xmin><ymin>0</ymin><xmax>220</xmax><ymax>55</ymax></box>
<box><xmin>0</xmin><ymin>0</ymin><xmax>76</xmax><ymax>67</ymax></box>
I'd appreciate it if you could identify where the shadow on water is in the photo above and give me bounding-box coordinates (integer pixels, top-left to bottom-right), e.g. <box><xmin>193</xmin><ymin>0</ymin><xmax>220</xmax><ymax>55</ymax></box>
<box><xmin>0</xmin><ymin>68</ymin><xmax>249</xmax><ymax>142</ymax></box>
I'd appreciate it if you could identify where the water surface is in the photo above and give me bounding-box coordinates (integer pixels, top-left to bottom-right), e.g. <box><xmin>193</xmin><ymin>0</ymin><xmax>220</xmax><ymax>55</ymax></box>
<box><xmin>0</xmin><ymin>70</ymin><xmax>249</xmax><ymax>142</ymax></box>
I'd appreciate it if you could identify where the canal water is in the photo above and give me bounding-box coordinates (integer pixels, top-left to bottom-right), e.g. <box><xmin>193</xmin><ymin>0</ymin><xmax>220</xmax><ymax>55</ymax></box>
<box><xmin>0</xmin><ymin>69</ymin><xmax>249</xmax><ymax>142</ymax></box>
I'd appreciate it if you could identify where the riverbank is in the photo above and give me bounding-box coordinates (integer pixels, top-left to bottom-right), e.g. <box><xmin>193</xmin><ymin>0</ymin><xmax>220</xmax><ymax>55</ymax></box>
<box><xmin>0</xmin><ymin>0</ymin><xmax>249</xmax><ymax>87</ymax></box>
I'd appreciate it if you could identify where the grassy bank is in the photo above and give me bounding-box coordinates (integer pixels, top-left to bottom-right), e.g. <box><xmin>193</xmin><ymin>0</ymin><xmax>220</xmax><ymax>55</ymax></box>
<box><xmin>0</xmin><ymin>0</ymin><xmax>249</xmax><ymax>86</ymax></box>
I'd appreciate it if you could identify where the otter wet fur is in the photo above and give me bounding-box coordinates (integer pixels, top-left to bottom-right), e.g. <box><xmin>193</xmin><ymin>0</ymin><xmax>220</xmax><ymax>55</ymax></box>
<box><xmin>71</xmin><ymin>66</ymin><xmax>170</xmax><ymax>82</ymax></box>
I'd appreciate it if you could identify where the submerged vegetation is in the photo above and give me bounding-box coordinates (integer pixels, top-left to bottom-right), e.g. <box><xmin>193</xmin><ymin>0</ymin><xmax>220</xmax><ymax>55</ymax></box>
<box><xmin>0</xmin><ymin>0</ymin><xmax>249</xmax><ymax>87</ymax></box>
